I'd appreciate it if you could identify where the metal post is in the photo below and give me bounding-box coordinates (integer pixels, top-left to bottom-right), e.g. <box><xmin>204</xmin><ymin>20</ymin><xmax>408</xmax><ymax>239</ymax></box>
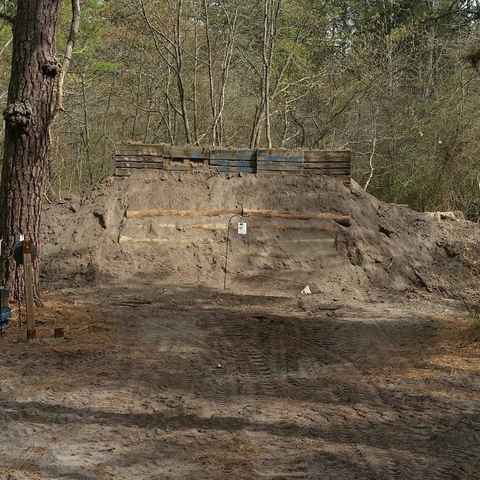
<box><xmin>223</xmin><ymin>214</ymin><xmax>244</xmax><ymax>291</ymax></box>
<box><xmin>22</xmin><ymin>241</ymin><xmax>36</xmax><ymax>340</ymax></box>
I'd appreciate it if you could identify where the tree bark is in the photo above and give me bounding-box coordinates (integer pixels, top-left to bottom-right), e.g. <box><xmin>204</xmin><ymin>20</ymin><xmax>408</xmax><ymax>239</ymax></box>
<box><xmin>0</xmin><ymin>0</ymin><xmax>61</xmax><ymax>300</ymax></box>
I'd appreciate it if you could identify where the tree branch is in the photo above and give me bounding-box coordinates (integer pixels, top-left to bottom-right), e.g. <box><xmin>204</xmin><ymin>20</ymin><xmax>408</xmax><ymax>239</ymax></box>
<box><xmin>48</xmin><ymin>0</ymin><xmax>81</xmax><ymax>132</ymax></box>
<box><xmin>0</xmin><ymin>11</ymin><xmax>14</xmax><ymax>24</ymax></box>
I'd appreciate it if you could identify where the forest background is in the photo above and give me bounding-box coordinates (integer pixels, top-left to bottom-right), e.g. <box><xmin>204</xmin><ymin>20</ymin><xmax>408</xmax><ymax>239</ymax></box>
<box><xmin>1</xmin><ymin>0</ymin><xmax>480</xmax><ymax>219</ymax></box>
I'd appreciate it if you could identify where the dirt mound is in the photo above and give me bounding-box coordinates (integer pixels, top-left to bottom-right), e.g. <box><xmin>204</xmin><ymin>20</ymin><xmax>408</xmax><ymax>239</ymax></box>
<box><xmin>41</xmin><ymin>171</ymin><xmax>479</xmax><ymax>299</ymax></box>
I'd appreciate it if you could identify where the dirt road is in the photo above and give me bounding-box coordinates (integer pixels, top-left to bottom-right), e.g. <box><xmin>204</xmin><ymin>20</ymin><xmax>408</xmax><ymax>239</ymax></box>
<box><xmin>0</xmin><ymin>283</ymin><xmax>479</xmax><ymax>479</ymax></box>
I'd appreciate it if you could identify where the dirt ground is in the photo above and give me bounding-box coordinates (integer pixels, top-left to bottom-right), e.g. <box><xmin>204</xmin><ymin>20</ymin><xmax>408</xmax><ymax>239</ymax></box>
<box><xmin>1</xmin><ymin>173</ymin><xmax>480</xmax><ymax>478</ymax></box>
<box><xmin>0</xmin><ymin>281</ymin><xmax>479</xmax><ymax>479</ymax></box>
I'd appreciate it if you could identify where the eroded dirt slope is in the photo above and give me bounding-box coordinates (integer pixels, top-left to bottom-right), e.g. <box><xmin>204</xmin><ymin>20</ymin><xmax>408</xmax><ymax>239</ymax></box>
<box><xmin>41</xmin><ymin>172</ymin><xmax>480</xmax><ymax>299</ymax></box>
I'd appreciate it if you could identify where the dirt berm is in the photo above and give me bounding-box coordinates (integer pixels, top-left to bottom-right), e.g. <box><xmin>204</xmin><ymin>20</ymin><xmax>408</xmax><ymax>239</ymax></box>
<box><xmin>42</xmin><ymin>171</ymin><xmax>479</xmax><ymax>299</ymax></box>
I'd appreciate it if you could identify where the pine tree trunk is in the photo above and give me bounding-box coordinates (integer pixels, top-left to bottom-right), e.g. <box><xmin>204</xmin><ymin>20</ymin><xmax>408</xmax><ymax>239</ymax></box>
<box><xmin>0</xmin><ymin>0</ymin><xmax>61</xmax><ymax>301</ymax></box>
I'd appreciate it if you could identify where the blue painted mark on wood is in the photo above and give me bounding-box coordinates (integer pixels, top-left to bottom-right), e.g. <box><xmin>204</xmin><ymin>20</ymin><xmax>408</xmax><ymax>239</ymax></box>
<box><xmin>211</xmin><ymin>161</ymin><xmax>255</xmax><ymax>167</ymax></box>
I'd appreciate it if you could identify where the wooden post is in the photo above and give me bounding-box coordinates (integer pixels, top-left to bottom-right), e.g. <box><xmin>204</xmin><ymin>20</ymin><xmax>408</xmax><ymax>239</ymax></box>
<box><xmin>22</xmin><ymin>241</ymin><xmax>36</xmax><ymax>340</ymax></box>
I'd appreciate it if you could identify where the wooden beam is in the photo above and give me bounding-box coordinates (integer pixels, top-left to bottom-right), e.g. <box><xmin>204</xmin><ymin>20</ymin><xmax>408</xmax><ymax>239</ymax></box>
<box><xmin>126</xmin><ymin>208</ymin><xmax>351</xmax><ymax>226</ymax></box>
<box><xmin>190</xmin><ymin>224</ymin><xmax>339</xmax><ymax>233</ymax></box>
<box><xmin>118</xmin><ymin>236</ymin><xmax>336</xmax><ymax>246</ymax></box>
<box><xmin>126</xmin><ymin>209</ymin><xmax>241</xmax><ymax>219</ymax></box>
<box><xmin>23</xmin><ymin>242</ymin><xmax>36</xmax><ymax>340</ymax></box>
<box><xmin>119</xmin><ymin>236</ymin><xmax>215</xmax><ymax>245</ymax></box>
<box><xmin>242</xmin><ymin>209</ymin><xmax>351</xmax><ymax>226</ymax></box>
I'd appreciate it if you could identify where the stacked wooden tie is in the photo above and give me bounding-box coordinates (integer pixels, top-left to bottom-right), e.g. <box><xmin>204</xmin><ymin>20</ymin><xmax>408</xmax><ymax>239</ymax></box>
<box><xmin>115</xmin><ymin>143</ymin><xmax>352</xmax><ymax>184</ymax></box>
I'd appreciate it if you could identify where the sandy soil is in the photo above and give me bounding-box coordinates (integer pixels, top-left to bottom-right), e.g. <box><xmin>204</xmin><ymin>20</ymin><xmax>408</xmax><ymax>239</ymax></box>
<box><xmin>0</xmin><ymin>282</ymin><xmax>479</xmax><ymax>479</ymax></box>
<box><xmin>41</xmin><ymin>173</ymin><xmax>480</xmax><ymax>298</ymax></box>
<box><xmin>2</xmin><ymin>173</ymin><xmax>480</xmax><ymax>478</ymax></box>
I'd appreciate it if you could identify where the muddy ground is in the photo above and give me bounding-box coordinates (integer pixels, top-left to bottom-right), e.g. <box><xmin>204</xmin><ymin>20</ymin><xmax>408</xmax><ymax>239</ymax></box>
<box><xmin>0</xmin><ymin>281</ymin><xmax>479</xmax><ymax>479</ymax></box>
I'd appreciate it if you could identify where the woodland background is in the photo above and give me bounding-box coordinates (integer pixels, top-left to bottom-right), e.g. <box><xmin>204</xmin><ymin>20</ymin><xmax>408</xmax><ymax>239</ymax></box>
<box><xmin>1</xmin><ymin>0</ymin><xmax>480</xmax><ymax>218</ymax></box>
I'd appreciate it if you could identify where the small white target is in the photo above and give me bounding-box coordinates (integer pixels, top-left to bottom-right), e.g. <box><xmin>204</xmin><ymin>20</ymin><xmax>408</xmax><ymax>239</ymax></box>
<box><xmin>238</xmin><ymin>222</ymin><xmax>247</xmax><ymax>235</ymax></box>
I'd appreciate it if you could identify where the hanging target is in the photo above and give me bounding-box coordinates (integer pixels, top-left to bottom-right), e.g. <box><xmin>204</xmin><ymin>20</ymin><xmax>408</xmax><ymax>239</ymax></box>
<box><xmin>13</xmin><ymin>241</ymin><xmax>37</xmax><ymax>265</ymax></box>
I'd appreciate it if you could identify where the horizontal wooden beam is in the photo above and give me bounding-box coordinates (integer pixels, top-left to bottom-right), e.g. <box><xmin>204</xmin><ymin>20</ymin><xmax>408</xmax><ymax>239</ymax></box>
<box><xmin>118</xmin><ymin>236</ymin><xmax>336</xmax><ymax>246</ymax></box>
<box><xmin>257</xmin><ymin>165</ymin><xmax>304</xmax><ymax>171</ymax></box>
<box><xmin>119</xmin><ymin>236</ymin><xmax>215</xmax><ymax>245</ymax></box>
<box><xmin>126</xmin><ymin>208</ymin><xmax>351</xmax><ymax>226</ymax></box>
<box><xmin>304</xmin><ymin>162</ymin><xmax>351</xmax><ymax>168</ymax></box>
<box><xmin>116</xmin><ymin>162</ymin><xmax>164</xmax><ymax>169</ymax></box>
<box><xmin>126</xmin><ymin>209</ymin><xmax>241</xmax><ymax>219</ymax></box>
<box><xmin>242</xmin><ymin>209</ymin><xmax>351</xmax><ymax>226</ymax></box>
<box><xmin>180</xmin><ymin>223</ymin><xmax>339</xmax><ymax>233</ymax></box>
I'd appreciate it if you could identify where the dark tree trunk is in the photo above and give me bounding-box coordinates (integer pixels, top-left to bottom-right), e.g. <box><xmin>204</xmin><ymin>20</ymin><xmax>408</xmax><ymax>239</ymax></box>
<box><xmin>0</xmin><ymin>0</ymin><xmax>61</xmax><ymax>300</ymax></box>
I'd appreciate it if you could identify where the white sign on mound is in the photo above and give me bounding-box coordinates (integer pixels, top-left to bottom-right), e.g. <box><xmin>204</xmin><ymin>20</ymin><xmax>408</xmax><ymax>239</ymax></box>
<box><xmin>238</xmin><ymin>222</ymin><xmax>247</xmax><ymax>235</ymax></box>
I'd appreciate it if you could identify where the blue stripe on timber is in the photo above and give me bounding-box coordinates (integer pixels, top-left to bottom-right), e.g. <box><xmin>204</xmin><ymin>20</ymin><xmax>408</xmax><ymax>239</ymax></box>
<box><xmin>210</xmin><ymin>159</ymin><xmax>255</xmax><ymax>166</ymax></box>
<box><xmin>171</xmin><ymin>153</ymin><xmax>206</xmax><ymax>160</ymax></box>
<box><xmin>258</xmin><ymin>155</ymin><xmax>303</xmax><ymax>163</ymax></box>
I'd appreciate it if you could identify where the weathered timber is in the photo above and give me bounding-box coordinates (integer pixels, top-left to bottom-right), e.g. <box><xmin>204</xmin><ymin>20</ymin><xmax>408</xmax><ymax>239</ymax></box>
<box><xmin>113</xmin><ymin>144</ymin><xmax>353</xmax><ymax>180</ymax></box>
<box><xmin>126</xmin><ymin>208</ymin><xmax>351</xmax><ymax>227</ymax></box>
<box><xmin>257</xmin><ymin>161</ymin><xmax>304</xmax><ymax>166</ymax></box>
<box><xmin>119</xmin><ymin>236</ymin><xmax>215</xmax><ymax>245</ymax></box>
<box><xmin>116</xmin><ymin>162</ymin><xmax>164</xmax><ymax>169</ymax></box>
<box><xmin>242</xmin><ymin>209</ymin><xmax>351</xmax><ymax>226</ymax></box>
<box><xmin>304</xmin><ymin>150</ymin><xmax>351</xmax><ymax>160</ymax></box>
<box><xmin>304</xmin><ymin>169</ymin><xmax>351</xmax><ymax>175</ymax></box>
<box><xmin>126</xmin><ymin>209</ymin><xmax>241</xmax><ymax>219</ymax></box>
<box><xmin>257</xmin><ymin>166</ymin><xmax>305</xmax><ymax>172</ymax></box>
<box><xmin>304</xmin><ymin>162</ymin><xmax>351</xmax><ymax>168</ymax></box>
<box><xmin>210</xmin><ymin>160</ymin><xmax>256</xmax><ymax>166</ymax></box>
<box><xmin>164</xmin><ymin>145</ymin><xmax>207</xmax><ymax>160</ymax></box>
<box><xmin>188</xmin><ymin>224</ymin><xmax>339</xmax><ymax>233</ymax></box>
<box><xmin>210</xmin><ymin>148</ymin><xmax>257</xmax><ymax>161</ymax></box>
<box><xmin>115</xmin><ymin>155</ymin><xmax>164</xmax><ymax>163</ymax></box>
<box><xmin>212</xmin><ymin>167</ymin><xmax>256</xmax><ymax>173</ymax></box>
<box><xmin>257</xmin><ymin>149</ymin><xmax>304</xmax><ymax>162</ymax></box>
<box><xmin>118</xmin><ymin>235</ymin><xmax>336</xmax><ymax>246</ymax></box>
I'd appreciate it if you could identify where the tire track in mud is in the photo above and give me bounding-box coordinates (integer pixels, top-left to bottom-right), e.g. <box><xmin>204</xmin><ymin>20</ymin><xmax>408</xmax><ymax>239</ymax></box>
<box><xmin>116</xmin><ymin>303</ymin><xmax>208</xmax><ymax>400</ymax></box>
<box><xmin>201</xmin><ymin>312</ymin><xmax>376</xmax><ymax>478</ymax></box>
<box><xmin>200</xmin><ymin>305</ymin><xmax>480</xmax><ymax>480</ymax></box>
<box><xmin>303</xmin><ymin>313</ymin><xmax>480</xmax><ymax>480</ymax></box>
<box><xmin>13</xmin><ymin>289</ymin><xmax>478</xmax><ymax>480</ymax></box>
